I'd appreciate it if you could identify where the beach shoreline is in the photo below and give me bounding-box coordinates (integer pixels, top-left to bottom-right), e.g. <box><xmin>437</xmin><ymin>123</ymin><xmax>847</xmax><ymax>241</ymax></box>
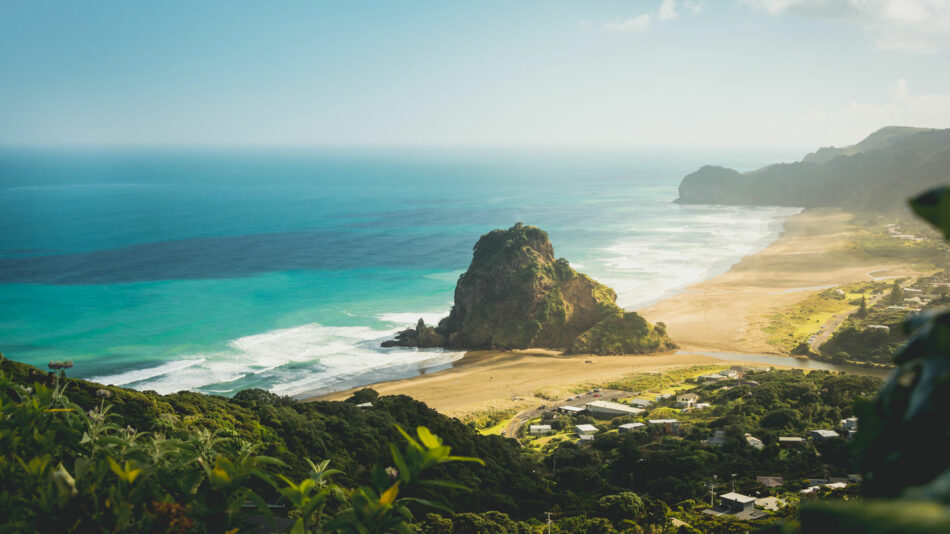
<box><xmin>305</xmin><ymin>208</ymin><xmax>920</xmax><ymax>416</ymax></box>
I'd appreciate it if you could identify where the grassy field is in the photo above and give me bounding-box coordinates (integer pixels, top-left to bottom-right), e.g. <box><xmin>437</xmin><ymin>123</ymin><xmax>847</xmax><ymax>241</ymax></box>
<box><xmin>764</xmin><ymin>282</ymin><xmax>888</xmax><ymax>353</ymax></box>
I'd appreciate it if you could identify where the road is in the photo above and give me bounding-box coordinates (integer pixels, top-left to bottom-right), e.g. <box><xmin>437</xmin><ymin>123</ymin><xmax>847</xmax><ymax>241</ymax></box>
<box><xmin>502</xmin><ymin>388</ymin><xmax>630</xmax><ymax>444</ymax></box>
<box><xmin>808</xmin><ymin>280</ymin><xmax>909</xmax><ymax>352</ymax></box>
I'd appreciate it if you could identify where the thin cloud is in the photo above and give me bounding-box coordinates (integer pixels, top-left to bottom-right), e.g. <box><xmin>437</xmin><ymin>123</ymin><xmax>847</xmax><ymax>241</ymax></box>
<box><xmin>740</xmin><ymin>0</ymin><xmax>950</xmax><ymax>53</ymax></box>
<box><xmin>604</xmin><ymin>14</ymin><xmax>652</xmax><ymax>32</ymax></box>
<box><xmin>602</xmin><ymin>0</ymin><xmax>704</xmax><ymax>32</ymax></box>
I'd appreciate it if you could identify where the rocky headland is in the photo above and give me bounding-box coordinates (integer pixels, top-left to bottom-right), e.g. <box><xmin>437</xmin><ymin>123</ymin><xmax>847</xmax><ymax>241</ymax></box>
<box><xmin>382</xmin><ymin>223</ymin><xmax>676</xmax><ymax>355</ymax></box>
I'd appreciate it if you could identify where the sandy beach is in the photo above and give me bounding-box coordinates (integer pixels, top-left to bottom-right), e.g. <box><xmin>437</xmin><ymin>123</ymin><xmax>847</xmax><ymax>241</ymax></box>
<box><xmin>309</xmin><ymin>208</ymin><xmax>921</xmax><ymax>416</ymax></box>
<box><xmin>639</xmin><ymin>208</ymin><xmax>923</xmax><ymax>353</ymax></box>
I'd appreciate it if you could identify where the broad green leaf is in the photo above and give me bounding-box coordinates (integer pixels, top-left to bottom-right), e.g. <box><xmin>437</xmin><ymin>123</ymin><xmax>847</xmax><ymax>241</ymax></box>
<box><xmin>416</xmin><ymin>426</ymin><xmax>442</xmax><ymax>449</ymax></box>
<box><xmin>910</xmin><ymin>187</ymin><xmax>950</xmax><ymax>239</ymax></box>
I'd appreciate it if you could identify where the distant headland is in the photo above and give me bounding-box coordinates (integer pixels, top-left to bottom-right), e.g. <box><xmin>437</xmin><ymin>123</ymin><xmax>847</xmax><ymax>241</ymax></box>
<box><xmin>676</xmin><ymin>126</ymin><xmax>950</xmax><ymax>211</ymax></box>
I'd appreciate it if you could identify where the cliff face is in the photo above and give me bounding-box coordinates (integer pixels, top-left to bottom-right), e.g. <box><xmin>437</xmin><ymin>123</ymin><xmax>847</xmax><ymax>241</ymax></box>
<box><xmin>383</xmin><ymin>223</ymin><xmax>676</xmax><ymax>355</ymax></box>
<box><xmin>676</xmin><ymin>127</ymin><xmax>950</xmax><ymax>211</ymax></box>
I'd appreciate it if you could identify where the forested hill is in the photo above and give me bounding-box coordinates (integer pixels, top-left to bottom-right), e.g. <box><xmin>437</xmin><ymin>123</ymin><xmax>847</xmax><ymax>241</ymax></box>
<box><xmin>675</xmin><ymin>126</ymin><xmax>950</xmax><ymax>211</ymax></box>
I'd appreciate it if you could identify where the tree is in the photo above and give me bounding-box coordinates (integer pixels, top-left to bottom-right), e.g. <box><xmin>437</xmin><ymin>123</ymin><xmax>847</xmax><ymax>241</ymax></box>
<box><xmin>886</xmin><ymin>281</ymin><xmax>904</xmax><ymax>304</ymax></box>
<box><xmin>856</xmin><ymin>296</ymin><xmax>868</xmax><ymax>318</ymax></box>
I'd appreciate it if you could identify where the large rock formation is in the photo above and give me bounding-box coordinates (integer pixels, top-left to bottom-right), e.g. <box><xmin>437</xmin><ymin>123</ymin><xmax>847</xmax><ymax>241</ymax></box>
<box><xmin>383</xmin><ymin>223</ymin><xmax>676</xmax><ymax>355</ymax></box>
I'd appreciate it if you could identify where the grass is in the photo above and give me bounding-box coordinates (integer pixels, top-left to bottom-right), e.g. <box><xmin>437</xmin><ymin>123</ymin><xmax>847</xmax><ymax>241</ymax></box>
<box><xmin>764</xmin><ymin>282</ymin><xmax>887</xmax><ymax>353</ymax></box>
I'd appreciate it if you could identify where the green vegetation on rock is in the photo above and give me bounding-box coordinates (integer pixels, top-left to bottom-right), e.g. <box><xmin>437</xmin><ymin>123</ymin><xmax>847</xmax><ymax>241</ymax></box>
<box><xmin>384</xmin><ymin>223</ymin><xmax>675</xmax><ymax>355</ymax></box>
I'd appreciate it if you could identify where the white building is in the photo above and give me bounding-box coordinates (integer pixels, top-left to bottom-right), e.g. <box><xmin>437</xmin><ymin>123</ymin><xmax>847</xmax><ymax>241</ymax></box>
<box><xmin>586</xmin><ymin>400</ymin><xmax>644</xmax><ymax>417</ymax></box>
<box><xmin>676</xmin><ymin>393</ymin><xmax>699</xmax><ymax>408</ymax></box>
<box><xmin>840</xmin><ymin>417</ymin><xmax>858</xmax><ymax>431</ymax></box>
<box><xmin>810</xmin><ymin>429</ymin><xmax>841</xmax><ymax>440</ymax></box>
<box><xmin>575</xmin><ymin>424</ymin><xmax>599</xmax><ymax>435</ymax></box>
<box><xmin>558</xmin><ymin>405</ymin><xmax>585</xmax><ymax>415</ymax></box>
<box><xmin>529</xmin><ymin>425</ymin><xmax>552</xmax><ymax>435</ymax></box>
<box><xmin>745</xmin><ymin>434</ymin><xmax>764</xmax><ymax>450</ymax></box>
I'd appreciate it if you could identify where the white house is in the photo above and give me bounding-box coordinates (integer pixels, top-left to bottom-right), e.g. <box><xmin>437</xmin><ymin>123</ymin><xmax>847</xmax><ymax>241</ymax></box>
<box><xmin>840</xmin><ymin>417</ymin><xmax>858</xmax><ymax>431</ymax></box>
<box><xmin>676</xmin><ymin>393</ymin><xmax>699</xmax><ymax>408</ymax></box>
<box><xmin>718</xmin><ymin>369</ymin><xmax>739</xmax><ymax>379</ymax></box>
<box><xmin>529</xmin><ymin>425</ymin><xmax>552</xmax><ymax>435</ymax></box>
<box><xmin>745</xmin><ymin>433</ymin><xmax>764</xmax><ymax>450</ymax></box>
<box><xmin>356</xmin><ymin>402</ymin><xmax>373</xmax><ymax>408</ymax></box>
<box><xmin>708</xmin><ymin>430</ymin><xmax>727</xmax><ymax>446</ymax></box>
<box><xmin>575</xmin><ymin>424</ymin><xmax>599</xmax><ymax>435</ymax></box>
<box><xmin>779</xmin><ymin>437</ymin><xmax>804</xmax><ymax>447</ymax></box>
<box><xmin>810</xmin><ymin>429</ymin><xmax>841</xmax><ymax>440</ymax></box>
<box><xmin>720</xmin><ymin>493</ymin><xmax>757</xmax><ymax>513</ymax></box>
<box><xmin>558</xmin><ymin>405</ymin><xmax>585</xmax><ymax>415</ymax></box>
<box><xmin>586</xmin><ymin>400</ymin><xmax>644</xmax><ymax>417</ymax></box>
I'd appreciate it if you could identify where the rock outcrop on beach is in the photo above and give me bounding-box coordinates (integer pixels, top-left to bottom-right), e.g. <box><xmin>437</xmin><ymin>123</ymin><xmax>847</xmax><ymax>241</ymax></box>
<box><xmin>383</xmin><ymin>223</ymin><xmax>676</xmax><ymax>355</ymax></box>
<box><xmin>676</xmin><ymin>126</ymin><xmax>950</xmax><ymax>211</ymax></box>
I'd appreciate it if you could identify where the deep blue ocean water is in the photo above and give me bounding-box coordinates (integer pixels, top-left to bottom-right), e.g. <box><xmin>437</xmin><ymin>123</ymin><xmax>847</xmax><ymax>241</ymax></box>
<box><xmin>0</xmin><ymin>147</ymin><xmax>800</xmax><ymax>396</ymax></box>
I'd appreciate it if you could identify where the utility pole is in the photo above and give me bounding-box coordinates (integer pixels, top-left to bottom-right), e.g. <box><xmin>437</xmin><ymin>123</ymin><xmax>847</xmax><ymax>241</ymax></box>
<box><xmin>545</xmin><ymin>512</ymin><xmax>553</xmax><ymax>534</ymax></box>
<box><xmin>707</xmin><ymin>475</ymin><xmax>718</xmax><ymax>507</ymax></box>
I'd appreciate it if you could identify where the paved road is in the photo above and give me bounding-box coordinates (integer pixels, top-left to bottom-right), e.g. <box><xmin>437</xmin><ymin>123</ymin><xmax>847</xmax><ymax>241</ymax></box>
<box><xmin>808</xmin><ymin>280</ymin><xmax>909</xmax><ymax>352</ymax></box>
<box><xmin>502</xmin><ymin>389</ymin><xmax>629</xmax><ymax>443</ymax></box>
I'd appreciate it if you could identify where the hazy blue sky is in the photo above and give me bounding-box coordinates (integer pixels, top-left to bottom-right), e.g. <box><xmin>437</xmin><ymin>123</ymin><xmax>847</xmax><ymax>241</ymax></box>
<box><xmin>2</xmin><ymin>0</ymin><xmax>949</xmax><ymax>149</ymax></box>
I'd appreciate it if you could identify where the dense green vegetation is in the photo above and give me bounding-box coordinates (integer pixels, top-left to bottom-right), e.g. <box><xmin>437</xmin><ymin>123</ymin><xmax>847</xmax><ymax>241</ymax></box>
<box><xmin>819</xmin><ymin>274</ymin><xmax>950</xmax><ymax>364</ymax></box>
<box><xmin>676</xmin><ymin>127</ymin><xmax>950</xmax><ymax>211</ymax></box>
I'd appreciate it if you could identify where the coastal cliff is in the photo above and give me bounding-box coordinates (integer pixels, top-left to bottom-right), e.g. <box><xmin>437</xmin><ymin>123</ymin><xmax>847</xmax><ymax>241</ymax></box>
<box><xmin>676</xmin><ymin>126</ymin><xmax>950</xmax><ymax>210</ymax></box>
<box><xmin>383</xmin><ymin>223</ymin><xmax>675</xmax><ymax>355</ymax></box>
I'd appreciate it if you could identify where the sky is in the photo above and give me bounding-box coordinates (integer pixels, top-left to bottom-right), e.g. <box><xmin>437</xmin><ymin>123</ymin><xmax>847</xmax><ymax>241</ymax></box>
<box><xmin>1</xmin><ymin>0</ymin><xmax>950</xmax><ymax>149</ymax></box>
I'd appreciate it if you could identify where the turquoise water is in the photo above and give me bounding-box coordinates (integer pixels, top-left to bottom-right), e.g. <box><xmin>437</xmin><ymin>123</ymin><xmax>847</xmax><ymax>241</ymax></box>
<box><xmin>0</xmin><ymin>147</ymin><xmax>800</xmax><ymax>396</ymax></box>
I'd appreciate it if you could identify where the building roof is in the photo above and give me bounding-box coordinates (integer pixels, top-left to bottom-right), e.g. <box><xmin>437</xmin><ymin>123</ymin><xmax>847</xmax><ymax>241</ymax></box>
<box><xmin>825</xmin><ymin>482</ymin><xmax>847</xmax><ymax>489</ymax></box>
<box><xmin>356</xmin><ymin>402</ymin><xmax>373</xmax><ymax>408</ymax></box>
<box><xmin>811</xmin><ymin>429</ymin><xmax>841</xmax><ymax>438</ymax></box>
<box><xmin>779</xmin><ymin>436</ymin><xmax>804</xmax><ymax>442</ymax></box>
<box><xmin>529</xmin><ymin>425</ymin><xmax>551</xmax><ymax>430</ymax></box>
<box><xmin>558</xmin><ymin>405</ymin><xmax>585</xmax><ymax>412</ymax></box>
<box><xmin>619</xmin><ymin>422</ymin><xmax>645</xmax><ymax>429</ymax></box>
<box><xmin>575</xmin><ymin>424</ymin><xmax>598</xmax><ymax>433</ymax></box>
<box><xmin>720</xmin><ymin>492</ymin><xmax>757</xmax><ymax>504</ymax></box>
<box><xmin>678</xmin><ymin>393</ymin><xmax>699</xmax><ymax>400</ymax></box>
<box><xmin>586</xmin><ymin>400</ymin><xmax>644</xmax><ymax>415</ymax></box>
<box><xmin>629</xmin><ymin>398</ymin><xmax>653</xmax><ymax>406</ymax></box>
<box><xmin>648</xmin><ymin>419</ymin><xmax>679</xmax><ymax>424</ymax></box>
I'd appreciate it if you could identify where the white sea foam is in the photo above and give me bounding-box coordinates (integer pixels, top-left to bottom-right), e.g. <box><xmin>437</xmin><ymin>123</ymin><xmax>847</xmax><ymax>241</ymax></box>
<box><xmin>89</xmin><ymin>358</ymin><xmax>206</xmax><ymax>387</ymax></box>
<box><xmin>587</xmin><ymin>205</ymin><xmax>801</xmax><ymax>310</ymax></box>
<box><xmin>98</xmin><ymin>321</ymin><xmax>463</xmax><ymax>397</ymax></box>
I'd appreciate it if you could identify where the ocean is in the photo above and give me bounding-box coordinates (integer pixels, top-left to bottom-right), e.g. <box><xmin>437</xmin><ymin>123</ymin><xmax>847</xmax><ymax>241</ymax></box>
<box><xmin>0</xmin><ymin>147</ymin><xmax>801</xmax><ymax>397</ymax></box>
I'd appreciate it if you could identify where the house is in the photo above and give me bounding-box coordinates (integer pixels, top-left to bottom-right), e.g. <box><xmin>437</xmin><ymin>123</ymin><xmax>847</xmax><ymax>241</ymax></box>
<box><xmin>810</xmin><ymin>429</ymin><xmax>841</xmax><ymax>440</ymax></box>
<box><xmin>619</xmin><ymin>422</ymin><xmax>646</xmax><ymax>433</ymax></box>
<box><xmin>356</xmin><ymin>402</ymin><xmax>373</xmax><ymax>408</ymax></box>
<box><xmin>745</xmin><ymin>433</ymin><xmax>764</xmax><ymax>450</ymax></box>
<box><xmin>628</xmin><ymin>398</ymin><xmax>653</xmax><ymax>408</ymax></box>
<box><xmin>719</xmin><ymin>493</ymin><xmax>757</xmax><ymax>513</ymax></box>
<box><xmin>578</xmin><ymin>434</ymin><xmax>595</xmax><ymax>442</ymax></box>
<box><xmin>648</xmin><ymin>419</ymin><xmax>680</xmax><ymax>434</ymax></box>
<box><xmin>695</xmin><ymin>402</ymin><xmax>712</xmax><ymax>410</ymax></box>
<box><xmin>676</xmin><ymin>393</ymin><xmax>699</xmax><ymax>408</ymax></box>
<box><xmin>558</xmin><ymin>405</ymin><xmax>585</xmax><ymax>415</ymax></box>
<box><xmin>825</xmin><ymin>482</ymin><xmax>847</xmax><ymax>490</ymax></box>
<box><xmin>840</xmin><ymin>417</ymin><xmax>858</xmax><ymax>431</ymax></box>
<box><xmin>718</xmin><ymin>369</ymin><xmax>739</xmax><ymax>379</ymax></box>
<box><xmin>866</xmin><ymin>325</ymin><xmax>890</xmax><ymax>333</ymax></box>
<box><xmin>575</xmin><ymin>424</ymin><xmax>599</xmax><ymax>435</ymax></box>
<box><xmin>756</xmin><ymin>476</ymin><xmax>783</xmax><ymax>488</ymax></box>
<box><xmin>779</xmin><ymin>437</ymin><xmax>804</xmax><ymax>447</ymax></box>
<box><xmin>708</xmin><ymin>430</ymin><xmax>727</xmax><ymax>446</ymax></box>
<box><xmin>699</xmin><ymin>374</ymin><xmax>726</xmax><ymax>382</ymax></box>
<box><xmin>529</xmin><ymin>425</ymin><xmax>552</xmax><ymax>435</ymax></box>
<box><xmin>586</xmin><ymin>400</ymin><xmax>644</xmax><ymax>417</ymax></box>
